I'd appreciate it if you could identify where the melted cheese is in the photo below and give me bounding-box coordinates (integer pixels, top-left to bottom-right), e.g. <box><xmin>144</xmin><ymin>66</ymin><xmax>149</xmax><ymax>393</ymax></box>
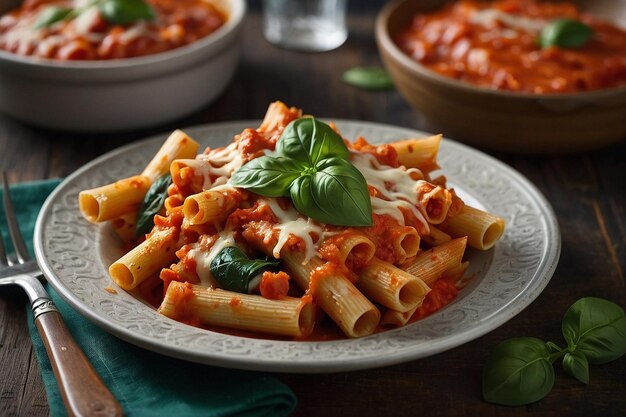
<box><xmin>470</xmin><ymin>9</ymin><xmax>546</xmax><ymax>33</ymax></box>
<box><xmin>194</xmin><ymin>142</ymin><xmax>244</xmax><ymax>190</ymax></box>
<box><xmin>0</xmin><ymin>0</ymin><xmax>153</xmax><ymax>57</ymax></box>
<box><xmin>72</xmin><ymin>6</ymin><xmax>102</xmax><ymax>40</ymax></box>
<box><xmin>35</xmin><ymin>35</ymin><xmax>66</xmax><ymax>57</ymax></box>
<box><xmin>0</xmin><ymin>13</ymin><xmax>41</xmax><ymax>54</ymax></box>
<box><xmin>350</xmin><ymin>152</ymin><xmax>429</xmax><ymax>231</ymax></box>
<box><xmin>263</xmin><ymin>198</ymin><xmax>325</xmax><ymax>263</ymax></box>
<box><xmin>0</xmin><ymin>2</ymin><xmax>101</xmax><ymax>54</ymax></box>
<box><xmin>119</xmin><ymin>22</ymin><xmax>154</xmax><ymax>43</ymax></box>
<box><xmin>187</xmin><ymin>228</ymin><xmax>236</xmax><ymax>287</ymax></box>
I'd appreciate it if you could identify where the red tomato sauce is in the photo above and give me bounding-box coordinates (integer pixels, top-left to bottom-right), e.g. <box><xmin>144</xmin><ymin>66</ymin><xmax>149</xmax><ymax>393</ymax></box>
<box><xmin>0</xmin><ymin>0</ymin><xmax>227</xmax><ymax>60</ymax></box>
<box><xmin>412</xmin><ymin>278</ymin><xmax>459</xmax><ymax>320</ymax></box>
<box><xmin>350</xmin><ymin>137</ymin><xmax>400</xmax><ymax>167</ymax></box>
<box><xmin>259</xmin><ymin>270</ymin><xmax>291</xmax><ymax>299</ymax></box>
<box><xmin>395</xmin><ymin>0</ymin><xmax>626</xmax><ymax>93</ymax></box>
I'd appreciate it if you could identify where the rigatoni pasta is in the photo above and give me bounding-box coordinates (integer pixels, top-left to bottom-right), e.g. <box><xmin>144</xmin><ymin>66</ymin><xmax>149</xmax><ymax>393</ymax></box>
<box><xmin>79</xmin><ymin>175</ymin><xmax>151</xmax><ymax>223</ymax></box>
<box><xmin>159</xmin><ymin>281</ymin><xmax>315</xmax><ymax>338</ymax></box>
<box><xmin>79</xmin><ymin>101</ymin><xmax>505</xmax><ymax>340</ymax></box>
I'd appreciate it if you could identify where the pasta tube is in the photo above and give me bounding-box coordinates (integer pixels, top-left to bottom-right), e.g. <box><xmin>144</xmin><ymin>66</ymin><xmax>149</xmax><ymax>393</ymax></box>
<box><xmin>390</xmin><ymin>134</ymin><xmax>442</xmax><ymax>173</ymax></box>
<box><xmin>141</xmin><ymin>130</ymin><xmax>200</xmax><ymax>182</ymax></box>
<box><xmin>109</xmin><ymin>227</ymin><xmax>179</xmax><ymax>290</ymax></box>
<box><xmin>380</xmin><ymin>305</ymin><xmax>419</xmax><ymax>330</ymax></box>
<box><xmin>443</xmin><ymin>206</ymin><xmax>505</xmax><ymax>250</ymax></box>
<box><xmin>416</xmin><ymin>181</ymin><xmax>452</xmax><ymax>225</ymax></box>
<box><xmin>79</xmin><ymin>175</ymin><xmax>151</xmax><ymax>223</ymax></box>
<box><xmin>282</xmin><ymin>252</ymin><xmax>380</xmax><ymax>338</ymax></box>
<box><xmin>358</xmin><ymin>257</ymin><xmax>431</xmax><ymax>312</ymax></box>
<box><xmin>405</xmin><ymin>237</ymin><xmax>467</xmax><ymax>284</ymax></box>
<box><xmin>183</xmin><ymin>188</ymin><xmax>242</xmax><ymax>226</ymax></box>
<box><xmin>159</xmin><ymin>282</ymin><xmax>315</xmax><ymax>338</ymax></box>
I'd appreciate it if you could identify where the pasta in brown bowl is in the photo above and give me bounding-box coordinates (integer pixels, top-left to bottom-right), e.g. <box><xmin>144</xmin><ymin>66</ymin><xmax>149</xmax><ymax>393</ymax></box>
<box><xmin>394</xmin><ymin>0</ymin><xmax>626</xmax><ymax>94</ymax></box>
<box><xmin>78</xmin><ymin>102</ymin><xmax>505</xmax><ymax>340</ymax></box>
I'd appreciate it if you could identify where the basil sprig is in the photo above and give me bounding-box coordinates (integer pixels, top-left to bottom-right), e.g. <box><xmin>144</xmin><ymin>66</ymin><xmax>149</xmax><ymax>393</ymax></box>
<box><xmin>210</xmin><ymin>247</ymin><xmax>280</xmax><ymax>294</ymax></box>
<box><xmin>35</xmin><ymin>0</ymin><xmax>155</xmax><ymax>29</ymax></box>
<box><xmin>342</xmin><ymin>67</ymin><xmax>394</xmax><ymax>91</ymax></box>
<box><xmin>539</xmin><ymin>18</ymin><xmax>593</xmax><ymax>49</ymax></box>
<box><xmin>230</xmin><ymin>118</ymin><xmax>373</xmax><ymax>227</ymax></box>
<box><xmin>483</xmin><ymin>297</ymin><xmax>626</xmax><ymax>406</ymax></box>
<box><xmin>135</xmin><ymin>173</ymin><xmax>171</xmax><ymax>237</ymax></box>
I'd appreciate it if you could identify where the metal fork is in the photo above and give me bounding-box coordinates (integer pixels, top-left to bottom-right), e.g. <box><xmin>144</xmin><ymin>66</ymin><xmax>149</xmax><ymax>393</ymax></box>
<box><xmin>0</xmin><ymin>172</ymin><xmax>123</xmax><ymax>417</ymax></box>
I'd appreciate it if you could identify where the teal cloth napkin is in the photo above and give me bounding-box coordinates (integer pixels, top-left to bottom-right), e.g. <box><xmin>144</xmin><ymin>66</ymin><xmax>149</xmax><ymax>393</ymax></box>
<box><xmin>0</xmin><ymin>179</ymin><xmax>297</xmax><ymax>417</ymax></box>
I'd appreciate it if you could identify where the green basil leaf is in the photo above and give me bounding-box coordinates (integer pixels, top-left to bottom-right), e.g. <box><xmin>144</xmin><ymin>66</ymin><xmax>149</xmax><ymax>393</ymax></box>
<box><xmin>229</xmin><ymin>156</ymin><xmax>306</xmax><ymax>197</ymax></box>
<box><xmin>99</xmin><ymin>0</ymin><xmax>155</xmax><ymax>25</ymax></box>
<box><xmin>540</xmin><ymin>18</ymin><xmax>593</xmax><ymax>49</ymax></box>
<box><xmin>482</xmin><ymin>337</ymin><xmax>555</xmax><ymax>406</ymax></box>
<box><xmin>210</xmin><ymin>246</ymin><xmax>279</xmax><ymax>293</ymax></box>
<box><xmin>276</xmin><ymin>118</ymin><xmax>349</xmax><ymax>166</ymax></box>
<box><xmin>562</xmin><ymin>297</ymin><xmax>626</xmax><ymax>364</ymax></box>
<box><xmin>342</xmin><ymin>67</ymin><xmax>394</xmax><ymax>91</ymax></box>
<box><xmin>563</xmin><ymin>351</ymin><xmax>589</xmax><ymax>384</ymax></box>
<box><xmin>34</xmin><ymin>6</ymin><xmax>75</xmax><ymax>29</ymax></box>
<box><xmin>289</xmin><ymin>157</ymin><xmax>372</xmax><ymax>227</ymax></box>
<box><xmin>135</xmin><ymin>173</ymin><xmax>171</xmax><ymax>237</ymax></box>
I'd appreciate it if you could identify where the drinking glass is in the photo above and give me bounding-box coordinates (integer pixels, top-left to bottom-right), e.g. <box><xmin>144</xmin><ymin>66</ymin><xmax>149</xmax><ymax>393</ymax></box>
<box><xmin>262</xmin><ymin>0</ymin><xmax>348</xmax><ymax>52</ymax></box>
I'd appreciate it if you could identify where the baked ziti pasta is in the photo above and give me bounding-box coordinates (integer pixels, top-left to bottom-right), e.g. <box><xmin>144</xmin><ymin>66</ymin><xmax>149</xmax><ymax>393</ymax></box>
<box><xmin>79</xmin><ymin>101</ymin><xmax>505</xmax><ymax>340</ymax></box>
<box><xmin>0</xmin><ymin>0</ymin><xmax>227</xmax><ymax>60</ymax></box>
<box><xmin>395</xmin><ymin>0</ymin><xmax>626</xmax><ymax>93</ymax></box>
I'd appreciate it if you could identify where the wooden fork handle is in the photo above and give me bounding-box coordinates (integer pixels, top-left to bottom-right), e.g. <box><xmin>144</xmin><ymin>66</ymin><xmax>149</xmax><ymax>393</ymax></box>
<box><xmin>34</xmin><ymin>307</ymin><xmax>123</xmax><ymax>417</ymax></box>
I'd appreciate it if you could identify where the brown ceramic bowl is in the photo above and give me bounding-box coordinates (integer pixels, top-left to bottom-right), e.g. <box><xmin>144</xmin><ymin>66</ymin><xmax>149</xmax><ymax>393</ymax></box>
<box><xmin>375</xmin><ymin>0</ymin><xmax>626</xmax><ymax>154</ymax></box>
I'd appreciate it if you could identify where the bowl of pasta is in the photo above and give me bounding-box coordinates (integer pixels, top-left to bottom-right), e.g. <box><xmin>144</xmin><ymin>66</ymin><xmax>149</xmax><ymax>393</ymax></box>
<box><xmin>34</xmin><ymin>102</ymin><xmax>560</xmax><ymax>371</ymax></box>
<box><xmin>375</xmin><ymin>0</ymin><xmax>626</xmax><ymax>153</ymax></box>
<box><xmin>0</xmin><ymin>0</ymin><xmax>245</xmax><ymax>132</ymax></box>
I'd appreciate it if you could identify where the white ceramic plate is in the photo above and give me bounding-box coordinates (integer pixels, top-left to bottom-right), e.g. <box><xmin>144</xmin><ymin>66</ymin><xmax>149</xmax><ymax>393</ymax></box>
<box><xmin>34</xmin><ymin>120</ymin><xmax>560</xmax><ymax>373</ymax></box>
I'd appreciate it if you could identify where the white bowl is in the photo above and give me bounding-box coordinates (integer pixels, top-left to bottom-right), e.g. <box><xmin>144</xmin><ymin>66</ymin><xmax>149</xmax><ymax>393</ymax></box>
<box><xmin>0</xmin><ymin>0</ymin><xmax>246</xmax><ymax>132</ymax></box>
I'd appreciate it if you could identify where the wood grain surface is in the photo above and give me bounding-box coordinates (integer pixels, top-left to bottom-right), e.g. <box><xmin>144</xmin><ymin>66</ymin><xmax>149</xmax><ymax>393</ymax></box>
<box><xmin>1</xmin><ymin>8</ymin><xmax>625</xmax><ymax>417</ymax></box>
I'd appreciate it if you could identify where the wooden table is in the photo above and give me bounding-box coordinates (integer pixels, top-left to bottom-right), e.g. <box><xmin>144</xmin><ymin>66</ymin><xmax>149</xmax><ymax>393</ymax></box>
<box><xmin>1</xmin><ymin>7</ymin><xmax>625</xmax><ymax>417</ymax></box>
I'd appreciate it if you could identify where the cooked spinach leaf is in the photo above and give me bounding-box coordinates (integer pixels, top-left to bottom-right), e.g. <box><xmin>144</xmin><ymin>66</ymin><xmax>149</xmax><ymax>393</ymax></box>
<box><xmin>135</xmin><ymin>173</ymin><xmax>171</xmax><ymax>236</ymax></box>
<box><xmin>210</xmin><ymin>247</ymin><xmax>279</xmax><ymax>293</ymax></box>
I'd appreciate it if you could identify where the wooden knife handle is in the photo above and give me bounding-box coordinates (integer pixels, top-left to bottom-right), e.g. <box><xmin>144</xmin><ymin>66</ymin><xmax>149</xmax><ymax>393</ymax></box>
<box><xmin>35</xmin><ymin>309</ymin><xmax>123</xmax><ymax>417</ymax></box>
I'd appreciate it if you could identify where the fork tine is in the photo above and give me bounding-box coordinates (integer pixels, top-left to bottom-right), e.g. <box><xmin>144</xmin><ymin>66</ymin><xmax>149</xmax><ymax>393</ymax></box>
<box><xmin>0</xmin><ymin>206</ymin><xmax>7</xmax><ymax>266</ymax></box>
<box><xmin>0</xmin><ymin>172</ymin><xmax>10</xmax><ymax>266</ymax></box>
<box><xmin>2</xmin><ymin>171</ymin><xmax>30</xmax><ymax>263</ymax></box>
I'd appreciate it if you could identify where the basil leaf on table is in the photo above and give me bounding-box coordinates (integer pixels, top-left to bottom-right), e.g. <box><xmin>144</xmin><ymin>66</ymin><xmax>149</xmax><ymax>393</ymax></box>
<box><xmin>276</xmin><ymin>117</ymin><xmax>349</xmax><ymax>166</ymax></box>
<box><xmin>34</xmin><ymin>6</ymin><xmax>75</xmax><ymax>29</ymax></box>
<box><xmin>563</xmin><ymin>350</ymin><xmax>589</xmax><ymax>384</ymax></box>
<box><xmin>99</xmin><ymin>0</ymin><xmax>155</xmax><ymax>25</ymax></box>
<box><xmin>229</xmin><ymin>156</ymin><xmax>305</xmax><ymax>197</ymax></box>
<box><xmin>540</xmin><ymin>18</ymin><xmax>593</xmax><ymax>49</ymax></box>
<box><xmin>482</xmin><ymin>297</ymin><xmax>626</xmax><ymax>406</ymax></box>
<box><xmin>561</xmin><ymin>297</ymin><xmax>626</xmax><ymax>364</ymax></box>
<box><xmin>290</xmin><ymin>158</ymin><xmax>372</xmax><ymax>227</ymax></box>
<box><xmin>342</xmin><ymin>67</ymin><xmax>394</xmax><ymax>91</ymax></box>
<box><xmin>135</xmin><ymin>173</ymin><xmax>172</xmax><ymax>237</ymax></box>
<box><xmin>210</xmin><ymin>247</ymin><xmax>280</xmax><ymax>293</ymax></box>
<box><xmin>230</xmin><ymin>118</ymin><xmax>373</xmax><ymax>227</ymax></box>
<box><xmin>482</xmin><ymin>337</ymin><xmax>555</xmax><ymax>406</ymax></box>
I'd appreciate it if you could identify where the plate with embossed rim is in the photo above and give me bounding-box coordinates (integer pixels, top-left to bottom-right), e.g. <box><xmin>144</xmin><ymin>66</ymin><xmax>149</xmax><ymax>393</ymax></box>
<box><xmin>34</xmin><ymin>120</ymin><xmax>560</xmax><ymax>373</ymax></box>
